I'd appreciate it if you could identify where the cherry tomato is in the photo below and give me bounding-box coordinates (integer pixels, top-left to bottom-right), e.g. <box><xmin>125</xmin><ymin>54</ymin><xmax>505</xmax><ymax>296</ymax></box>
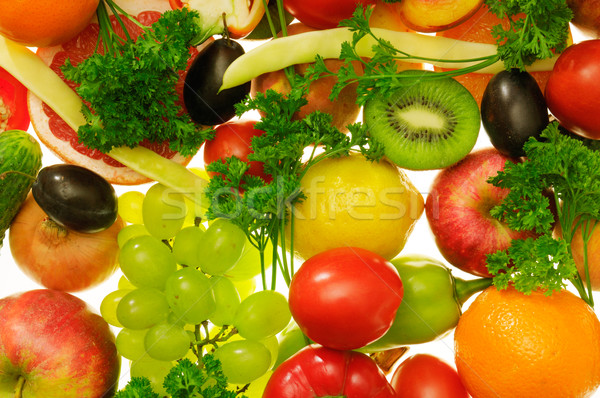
<box><xmin>391</xmin><ymin>354</ymin><xmax>469</xmax><ymax>398</ymax></box>
<box><xmin>0</xmin><ymin>67</ymin><xmax>30</xmax><ymax>132</ymax></box>
<box><xmin>283</xmin><ymin>0</ymin><xmax>377</xmax><ymax>30</ymax></box>
<box><xmin>545</xmin><ymin>40</ymin><xmax>600</xmax><ymax>139</ymax></box>
<box><xmin>263</xmin><ymin>344</ymin><xmax>397</xmax><ymax>398</ymax></box>
<box><xmin>288</xmin><ymin>246</ymin><xmax>404</xmax><ymax>350</ymax></box>
<box><xmin>203</xmin><ymin>120</ymin><xmax>271</xmax><ymax>183</ymax></box>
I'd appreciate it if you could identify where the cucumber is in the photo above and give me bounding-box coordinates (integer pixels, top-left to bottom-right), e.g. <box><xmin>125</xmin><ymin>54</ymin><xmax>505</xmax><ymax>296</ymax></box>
<box><xmin>0</xmin><ymin>129</ymin><xmax>43</xmax><ymax>248</ymax></box>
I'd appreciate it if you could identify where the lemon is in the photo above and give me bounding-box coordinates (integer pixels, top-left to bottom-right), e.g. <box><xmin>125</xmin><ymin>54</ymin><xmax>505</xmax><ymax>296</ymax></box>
<box><xmin>287</xmin><ymin>153</ymin><xmax>424</xmax><ymax>260</ymax></box>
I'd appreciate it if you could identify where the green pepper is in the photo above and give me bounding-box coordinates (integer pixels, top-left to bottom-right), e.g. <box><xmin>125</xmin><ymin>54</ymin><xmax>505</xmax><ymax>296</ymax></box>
<box><xmin>364</xmin><ymin>254</ymin><xmax>492</xmax><ymax>352</ymax></box>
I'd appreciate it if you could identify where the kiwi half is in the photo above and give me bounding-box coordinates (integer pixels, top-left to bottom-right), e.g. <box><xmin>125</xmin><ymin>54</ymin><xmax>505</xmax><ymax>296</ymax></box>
<box><xmin>363</xmin><ymin>70</ymin><xmax>480</xmax><ymax>170</ymax></box>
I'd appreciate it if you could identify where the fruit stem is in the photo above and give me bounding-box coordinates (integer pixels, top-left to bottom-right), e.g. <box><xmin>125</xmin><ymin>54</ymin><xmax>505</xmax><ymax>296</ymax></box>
<box><xmin>0</xmin><ymin>170</ymin><xmax>37</xmax><ymax>181</ymax></box>
<box><xmin>455</xmin><ymin>277</ymin><xmax>493</xmax><ymax>306</ymax></box>
<box><xmin>14</xmin><ymin>375</ymin><xmax>25</xmax><ymax>398</ymax></box>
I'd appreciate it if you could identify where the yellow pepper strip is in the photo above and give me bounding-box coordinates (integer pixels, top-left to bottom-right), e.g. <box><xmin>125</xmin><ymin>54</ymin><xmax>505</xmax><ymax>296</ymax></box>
<box><xmin>220</xmin><ymin>27</ymin><xmax>558</xmax><ymax>91</ymax></box>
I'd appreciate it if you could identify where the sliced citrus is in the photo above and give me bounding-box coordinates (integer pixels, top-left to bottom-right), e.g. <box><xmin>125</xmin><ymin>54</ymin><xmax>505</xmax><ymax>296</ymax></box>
<box><xmin>28</xmin><ymin>3</ymin><xmax>197</xmax><ymax>185</ymax></box>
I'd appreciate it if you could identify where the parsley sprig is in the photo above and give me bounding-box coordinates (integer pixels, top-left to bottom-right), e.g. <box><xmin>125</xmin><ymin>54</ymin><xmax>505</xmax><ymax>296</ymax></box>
<box><xmin>486</xmin><ymin>123</ymin><xmax>600</xmax><ymax>307</ymax></box>
<box><xmin>116</xmin><ymin>356</ymin><xmax>246</xmax><ymax>398</ymax></box>
<box><xmin>302</xmin><ymin>1</ymin><xmax>572</xmax><ymax>106</ymax></box>
<box><xmin>61</xmin><ymin>2</ymin><xmax>213</xmax><ymax>157</ymax></box>
<box><xmin>204</xmin><ymin>82</ymin><xmax>383</xmax><ymax>289</ymax></box>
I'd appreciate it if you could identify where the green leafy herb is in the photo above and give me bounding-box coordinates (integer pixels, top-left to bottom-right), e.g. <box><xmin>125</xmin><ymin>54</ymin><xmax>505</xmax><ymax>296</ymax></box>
<box><xmin>486</xmin><ymin>122</ymin><xmax>600</xmax><ymax>306</ymax></box>
<box><xmin>114</xmin><ymin>377</ymin><xmax>160</xmax><ymax>398</ymax></box>
<box><xmin>485</xmin><ymin>0</ymin><xmax>573</xmax><ymax>70</ymax></box>
<box><xmin>116</xmin><ymin>356</ymin><xmax>245</xmax><ymax>398</ymax></box>
<box><xmin>204</xmin><ymin>83</ymin><xmax>383</xmax><ymax>289</ymax></box>
<box><xmin>61</xmin><ymin>3</ymin><xmax>213</xmax><ymax>156</ymax></box>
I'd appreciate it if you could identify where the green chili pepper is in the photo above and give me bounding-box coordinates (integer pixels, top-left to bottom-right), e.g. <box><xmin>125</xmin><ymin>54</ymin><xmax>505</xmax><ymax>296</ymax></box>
<box><xmin>364</xmin><ymin>254</ymin><xmax>492</xmax><ymax>351</ymax></box>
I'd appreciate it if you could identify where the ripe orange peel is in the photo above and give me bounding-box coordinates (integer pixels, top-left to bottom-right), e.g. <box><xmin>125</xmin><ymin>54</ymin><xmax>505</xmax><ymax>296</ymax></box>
<box><xmin>220</xmin><ymin>27</ymin><xmax>559</xmax><ymax>91</ymax></box>
<box><xmin>0</xmin><ymin>36</ymin><xmax>210</xmax><ymax>212</ymax></box>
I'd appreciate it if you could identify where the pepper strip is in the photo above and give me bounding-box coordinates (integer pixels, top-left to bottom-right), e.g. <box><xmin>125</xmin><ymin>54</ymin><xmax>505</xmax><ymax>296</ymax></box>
<box><xmin>220</xmin><ymin>27</ymin><xmax>559</xmax><ymax>91</ymax></box>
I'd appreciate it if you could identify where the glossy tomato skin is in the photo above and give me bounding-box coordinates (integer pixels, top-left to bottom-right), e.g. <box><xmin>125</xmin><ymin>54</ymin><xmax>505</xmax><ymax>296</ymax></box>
<box><xmin>545</xmin><ymin>40</ymin><xmax>600</xmax><ymax>139</ymax></box>
<box><xmin>391</xmin><ymin>354</ymin><xmax>469</xmax><ymax>398</ymax></box>
<box><xmin>0</xmin><ymin>67</ymin><xmax>30</xmax><ymax>132</ymax></box>
<box><xmin>288</xmin><ymin>247</ymin><xmax>404</xmax><ymax>350</ymax></box>
<box><xmin>203</xmin><ymin>120</ymin><xmax>271</xmax><ymax>182</ymax></box>
<box><xmin>263</xmin><ymin>344</ymin><xmax>396</xmax><ymax>398</ymax></box>
<box><xmin>283</xmin><ymin>0</ymin><xmax>377</xmax><ymax>29</ymax></box>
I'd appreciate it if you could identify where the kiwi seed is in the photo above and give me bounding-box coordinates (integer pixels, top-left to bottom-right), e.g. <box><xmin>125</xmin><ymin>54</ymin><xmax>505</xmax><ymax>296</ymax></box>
<box><xmin>363</xmin><ymin>70</ymin><xmax>480</xmax><ymax>170</ymax></box>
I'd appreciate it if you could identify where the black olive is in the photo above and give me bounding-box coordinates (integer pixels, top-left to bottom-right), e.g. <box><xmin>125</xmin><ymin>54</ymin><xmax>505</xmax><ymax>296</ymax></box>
<box><xmin>184</xmin><ymin>38</ymin><xmax>251</xmax><ymax>126</ymax></box>
<box><xmin>481</xmin><ymin>69</ymin><xmax>549</xmax><ymax>158</ymax></box>
<box><xmin>32</xmin><ymin>164</ymin><xmax>118</xmax><ymax>233</ymax></box>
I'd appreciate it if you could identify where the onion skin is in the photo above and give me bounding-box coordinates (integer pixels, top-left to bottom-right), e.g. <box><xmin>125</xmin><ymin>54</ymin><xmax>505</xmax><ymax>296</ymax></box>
<box><xmin>8</xmin><ymin>194</ymin><xmax>124</xmax><ymax>292</ymax></box>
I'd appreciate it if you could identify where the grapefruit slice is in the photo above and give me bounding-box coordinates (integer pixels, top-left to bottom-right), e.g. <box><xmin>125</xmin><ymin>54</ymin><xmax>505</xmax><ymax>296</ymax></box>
<box><xmin>28</xmin><ymin>0</ymin><xmax>197</xmax><ymax>185</ymax></box>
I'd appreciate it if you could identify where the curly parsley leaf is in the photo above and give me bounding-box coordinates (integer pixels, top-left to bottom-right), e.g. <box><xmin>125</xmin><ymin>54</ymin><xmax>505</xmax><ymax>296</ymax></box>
<box><xmin>114</xmin><ymin>377</ymin><xmax>160</xmax><ymax>398</ymax></box>
<box><xmin>62</xmin><ymin>7</ymin><xmax>213</xmax><ymax>156</ymax></box>
<box><xmin>486</xmin><ymin>122</ymin><xmax>600</xmax><ymax>305</ymax></box>
<box><xmin>485</xmin><ymin>0</ymin><xmax>573</xmax><ymax>69</ymax></box>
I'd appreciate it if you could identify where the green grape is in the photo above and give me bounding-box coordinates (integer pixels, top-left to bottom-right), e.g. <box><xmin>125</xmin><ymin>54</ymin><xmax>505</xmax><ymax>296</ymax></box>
<box><xmin>117</xmin><ymin>224</ymin><xmax>149</xmax><ymax>248</ymax></box>
<box><xmin>130</xmin><ymin>357</ymin><xmax>173</xmax><ymax>397</ymax></box>
<box><xmin>234</xmin><ymin>290</ymin><xmax>291</xmax><ymax>341</ymax></box>
<box><xmin>213</xmin><ymin>339</ymin><xmax>271</xmax><ymax>385</ymax></box>
<box><xmin>225</xmin><ymin>238</ymin><xmax>273</xmax><ymax>281</ymax></box>
<box><xmin>261</xmin><ymin>335</ymin><xmax>279</xmax><ymax>370</ymax></box>
<box><xmin>116</xmin><ymin>328</ymin><xmax>149</xmax><ymax>362</ymax></box>
<box><xmin>197</xmin><ymin>218</ymin><xmax>246</xmax><ymax>275</ymax></box>
<box><xmin>118</xmin><ymin>275</ymin><xmax>136</xmax><ymax>290</ymax></box>
<box><xmin>142</xmin><ymin>183</ymin><xmax>187</xmax><ymax>240</ymax></box>
<box><xmin>274</xmin><ymin>325</ymin><xmax>309</xmax><ymax>368</ymax></box>
<box><xmin>172</xmin><ymin>225</ymin><xmax>205</xmax><ymax>267</ymax></box>
<box><xmin>119</xmin><ymin>235</ymin><xmax>177</xmax><ymax>289</ymax></box>
<box><xmin>100</xmin><ymin>289</ymin><xmax>132</xmax><ymax>327</ymax></box>
<box><xmin>234</xmin><ymin>277</ymin><xmax>257</xmax><ymax>301</ymax></box>
<box><xmin>144</xmin><ymin>322</ymin><xmax>191</xmax><ymax>362</ymax></box>
<box><xmin>164</xmin><ymin>267</ymin><xmax>216</xmax><ymax>325</ymax></box>
<box><xmin>118</xmin><ymin>191</ymin><xmax>145</xmax><ymax>224</ymax></box>
<box><xmin>208</xmin><ymin>276</ymin><xmax>241</xmax><ymax>327</ymax></box>
<box><xmin>117</xmin><ymin>288</ymin><xmax>170</xmax><ymax>330</ymax></box>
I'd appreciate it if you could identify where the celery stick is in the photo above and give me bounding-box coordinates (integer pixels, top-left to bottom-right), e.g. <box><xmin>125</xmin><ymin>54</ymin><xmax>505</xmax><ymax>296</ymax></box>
<box><xmin>220</xmin><ymin>27</ymin><xmax>558</xmax><ymax>90</ymax></box>
<box><xmin>0</xmin><ymin>36</ymin><xmax>209</xmax><ymax>211</ymax></box>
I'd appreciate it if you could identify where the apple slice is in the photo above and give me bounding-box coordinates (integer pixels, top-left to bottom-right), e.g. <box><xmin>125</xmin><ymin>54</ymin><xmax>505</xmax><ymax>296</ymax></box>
<box><xmin>399</xmin><ymin>0</ymin><xmax>484</xmax><ymax>33</ymax></box>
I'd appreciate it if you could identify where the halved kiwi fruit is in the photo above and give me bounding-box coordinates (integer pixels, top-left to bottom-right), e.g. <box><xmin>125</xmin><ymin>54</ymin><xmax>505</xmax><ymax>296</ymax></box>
<box><xmin>363</xmin><ymin>70</ymin><xmax>480</xmax><ymax>170</ymax></box>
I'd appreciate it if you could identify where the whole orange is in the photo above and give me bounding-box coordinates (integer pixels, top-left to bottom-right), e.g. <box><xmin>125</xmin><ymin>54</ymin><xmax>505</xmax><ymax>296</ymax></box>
<box><xmin>0</xmin><ymin>0</ymin><xmax>100</xmax><ymax>47</ymax></box>
<box><xmin>455</xmin><ymin>286</ymin><xmax>600</xmax><ymax>398</ymax></box>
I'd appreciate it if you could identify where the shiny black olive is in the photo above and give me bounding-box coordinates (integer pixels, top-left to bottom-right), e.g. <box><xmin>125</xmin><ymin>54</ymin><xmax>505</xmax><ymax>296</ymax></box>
<box><xmin>184</xmin><ymin>38</ymin><xmax>251</xmax><ymax>126</ymax></box>
<box><xmin>481</xmin><ymin>69</ymin><xmax>549</xmax><ymax>158</ymax></box>
<box><xmin>32</xmin><ymin>164</ymin><xmax>118</xmax><ymax>233</ymax></box>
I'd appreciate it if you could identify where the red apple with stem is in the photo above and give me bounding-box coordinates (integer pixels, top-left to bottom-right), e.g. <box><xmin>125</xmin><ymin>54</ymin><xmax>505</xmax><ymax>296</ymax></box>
<box><xmin>425</xmin><ymin>148</ymin><xmax>538</xmax><ymax>277</ymax></box>
<box><xmin>0</xmin><ymin>289</ymin><xmax>120</xmax><ymax>397</ymax></box>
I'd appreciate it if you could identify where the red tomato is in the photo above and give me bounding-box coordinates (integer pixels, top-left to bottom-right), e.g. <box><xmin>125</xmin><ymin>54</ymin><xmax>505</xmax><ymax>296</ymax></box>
<box><xmin>391</xmin><ymin>354</ymin><xmax>469</xmax><ymax>398</ymax></box>
<box><xmin>283</xmin><ymin>0</ymin><xmax>377</xmax><ymax>30</ymax></box>
<box><xmin>0</xmin><ymin>67</ymin><xmax>30</xmax><ymax>132</ymax></box>
<box><xmin>545</xmin><ymin>40</ymin><xmax>600</xmax><ymax>139</ymax></box>
<box><xmin>203</xmin><ymin>120</ymin><xmax>271</xmax><ymax>183</ymax></box>
<box><xmin>263</xmin><ymin>344</ymin><xmax>397</xmax><ymax>398</ymax></box>
<box><xmin>288</xmin><ymin>246</ymin><xmax>404</xmax><ymax>350</ymax></box>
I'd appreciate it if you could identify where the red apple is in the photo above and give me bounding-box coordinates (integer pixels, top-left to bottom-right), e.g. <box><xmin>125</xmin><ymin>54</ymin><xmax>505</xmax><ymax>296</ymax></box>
<box><xmin>0</xmin><ymin>289</ymin><xmax>120</xmax><ymax>397</ymax></box>
<box><xmin>425</xmin><ymin>148</ymin><xmax>538</xmax><ymax>277</ymax></box>
<box><xmin>251</xmin><ymin>23</ymin><xmax>362</xmax><ymax>133</ymax></box>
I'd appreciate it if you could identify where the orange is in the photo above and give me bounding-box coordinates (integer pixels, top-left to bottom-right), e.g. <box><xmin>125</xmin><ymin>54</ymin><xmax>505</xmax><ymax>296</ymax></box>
<box><xmin>0</xmin><ymin>0</ymin><xmax>100</xmax><ymax>47</ymax></box>
<box><xmin>455</xmin><ymin>286</ymin><xmax>600</xmax><ymax>398</ymax></box>
<box><xmin>570</xmin><ymin>219</ymin><xmax>600</xmax><ymax>290</ymax></box>
<box><xmin>436</xmin><ymin>5</ymin><xmax>552</xmax><ymax>106</ymax></box>
<box><xmin>286</xmin><ymin>153</ymin><xmax>424</xmax><ymax>261</ymax></box>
